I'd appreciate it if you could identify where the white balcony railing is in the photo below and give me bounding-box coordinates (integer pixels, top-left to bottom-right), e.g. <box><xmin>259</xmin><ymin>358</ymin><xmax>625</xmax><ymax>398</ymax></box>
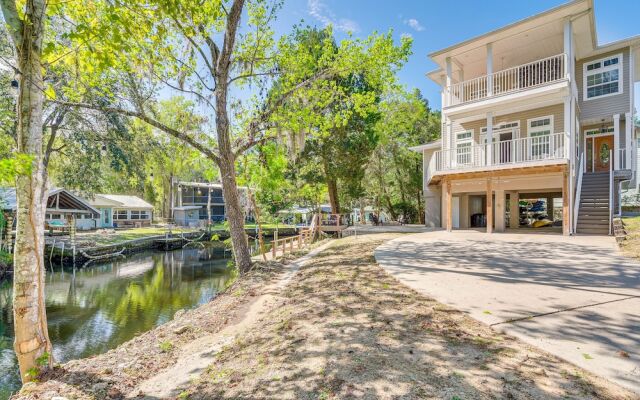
<box><xmin>446</xmin><ymin>54</ymin><xmax>567</xmax><ymax>107</ymax></box>
<box><xmin>432</xmin><ymin>132</ymin><xmax>567</xmax><ymax>173</ymax></box>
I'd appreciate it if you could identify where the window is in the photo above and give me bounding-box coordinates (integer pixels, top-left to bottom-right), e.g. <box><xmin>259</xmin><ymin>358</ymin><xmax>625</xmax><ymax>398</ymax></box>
<box><xmin>140</xmin><ymin>210</ymin><xmax>150</xmax><ymax>219</ymax></box>
<box><xmin>130</xmin><ymin>211</ymin><xmax>141</xmax><ymax>220</ymax></box>
<box><xmin>455</xmin><ymin>131</ymin><xmax>473</xmax><ymax>165</ymax></box>
<box><xmin>584</xmin><ymin>54</ymin><xmax>622</xmax><ymax>100</ymax></box>
<box><xmin>585</xmin><ymin>127</ymin><xmax>614</xmax><ymax>136</ymax></box>
<box><xmin>113</xmin><ymin>210</ymin><xmax>128</xmax><ymax>220</ymax></box>
<box><xmin>528</xmin><ymin>116</ymin><xmax>554</xmax><ymax>159</ymax></box>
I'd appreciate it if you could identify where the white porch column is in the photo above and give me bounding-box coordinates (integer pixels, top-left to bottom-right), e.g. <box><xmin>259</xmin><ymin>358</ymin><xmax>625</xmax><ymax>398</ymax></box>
<box><xmin>486</xmin><ymin>43</ymin><xmax>493</xmax><ymax>96</ymax></box>
<box><xmin>494</xmin><ymin>188</ymin><xmax>505</xmax><ymax>232</ymax></box>
<box><xmin>625</xmin><ymin>112</ymin><xmax>632</xmax><ymax>169</ymax></box>
<box><xmin>614</xmin><ymin>113</ymin><xmax>621</xmax><ymax>170</ymax></box>
<box><xmin>563</xmin><ymin>96</ymin><xmax>571</xmax><ymax>158</ymax></box>
<box><xmin>563</xmin><ymin>19</ymin><xmax>573</xmax><ymax>80</ymax></box>
<box><xmin>445</xmin><ymin>57</ymin><xmax>452</xmax><ymax>107</ymax></box>
<box><xmin>486</xmin><ymin>112</ymin><xmax>493</xmax><ymax>165</ymax></box>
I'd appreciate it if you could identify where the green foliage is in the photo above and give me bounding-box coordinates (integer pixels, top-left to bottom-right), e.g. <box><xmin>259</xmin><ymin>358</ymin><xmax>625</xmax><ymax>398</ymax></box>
<box><xmin>35</xmin><ymin>352</ymin><xmax>50</xmax><ymax>367</ymax></box>
<box><xmin>159</xmin><ymin>340</ymin><xmax>173</xmax><ymax>353</ymax></box>
<box><xmin>364</xmin><ymin>88</ymin><xmax>441</xmax><ymax>222</ymax></box>
<box><xmin>0</xmin><ymin>153</ymin><xmax>33</xmax><ymax>185</ymax></box>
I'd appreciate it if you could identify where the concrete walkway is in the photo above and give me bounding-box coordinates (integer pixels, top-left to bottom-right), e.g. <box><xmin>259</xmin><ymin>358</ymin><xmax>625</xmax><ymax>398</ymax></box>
<box><xmin>374</xmin><ymin>230</ymin><xmax>640</xmax><ymax>393</ymax></box>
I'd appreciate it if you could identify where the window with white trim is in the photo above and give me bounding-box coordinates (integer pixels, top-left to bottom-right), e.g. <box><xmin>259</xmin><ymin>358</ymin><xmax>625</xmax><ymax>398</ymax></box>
<box><xmin>585</xmin><ymin>127</ymin><xmax>614</xmax><ymax>136</ymax></box>
<box><xmin>455</xmin><ymin>131</ymin><xmax>473</xmax><ymax>165</ymax></box>
<box><xmin>584</xmin><ymin>54</ymin><xmax>622</xmax><ymax>100</ymax></box>
<box><xmin>113</xmin><ymin>210</ymin><xmax>128</xmax><ymax>220</ymax></box>
<box><xmin>528</xmin><ymin>116</ymin><xmax>553</xmax><ymax>159</ymax></box>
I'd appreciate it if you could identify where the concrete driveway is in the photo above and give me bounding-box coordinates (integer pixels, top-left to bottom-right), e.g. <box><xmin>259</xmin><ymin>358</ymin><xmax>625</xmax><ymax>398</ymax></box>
<box><xmin>374</xmin><ymin>230</ymin><xmax>640</xmax><ymax>393</ymax></box>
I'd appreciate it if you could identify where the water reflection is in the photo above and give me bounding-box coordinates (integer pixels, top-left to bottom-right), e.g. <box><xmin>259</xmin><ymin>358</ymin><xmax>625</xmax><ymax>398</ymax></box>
<box><xmin>0</xmin><ymin>244</ymin><xmax>236</xmax><ymax>399</ymax></box>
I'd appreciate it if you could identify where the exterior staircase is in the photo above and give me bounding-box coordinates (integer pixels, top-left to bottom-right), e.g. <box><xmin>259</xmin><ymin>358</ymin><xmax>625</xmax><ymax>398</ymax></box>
<box><xmin>576</xmin><ymin>172</ymin><xmax>610</xmax><ymax>235</ymax></box>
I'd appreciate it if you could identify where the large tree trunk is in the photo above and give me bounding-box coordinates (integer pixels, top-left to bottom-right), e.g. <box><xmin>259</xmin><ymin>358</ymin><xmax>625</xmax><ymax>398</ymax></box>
<box><xmin>213</xmin><ymin>0</ymin><xmax>252</xmax><ymax>272</ymax></box>
<box><xmin>322</xmin><ymin>158</ymin><xmax>340</xmax><ymax>213</ymax></box>
<box><xmin>2</xmin><ymin>0</ymin><xmax>54</xmax><ymax>382</ymax></box>
<box><xmin>218</xmin><ymin>156</ymin><xmax>252</xmax><ymax>271</ymax></box>
<box><xmin>327</xmin><ymin>178</ymin><xmax>340</xmax><ymax>214</ymax></box>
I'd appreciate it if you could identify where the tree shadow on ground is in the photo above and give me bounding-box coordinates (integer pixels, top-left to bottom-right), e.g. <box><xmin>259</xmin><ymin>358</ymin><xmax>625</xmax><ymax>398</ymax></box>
<box><xmin>182</xmin><ymin>237</ymin><xmax>633</xmax><ymax>399</ymax></box>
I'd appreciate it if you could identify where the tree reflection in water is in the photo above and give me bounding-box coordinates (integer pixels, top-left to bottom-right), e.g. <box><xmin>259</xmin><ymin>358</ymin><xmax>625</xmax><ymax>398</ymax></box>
<box><xmin>0</xmin><ymin>244</ymin><xmax>236</xmax><ymax>399</ymax></box>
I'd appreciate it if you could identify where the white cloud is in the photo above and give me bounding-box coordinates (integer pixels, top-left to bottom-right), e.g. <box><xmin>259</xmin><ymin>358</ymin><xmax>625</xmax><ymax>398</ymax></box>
<box><xmin>308</xmin><ymin>0</ymin><xmax>360</xmax><ymax>33</ymax></box>
<box><xmin>405</xmin><ymin>18</ymin><xmax>425</xmax><ymax>32</ymax></box>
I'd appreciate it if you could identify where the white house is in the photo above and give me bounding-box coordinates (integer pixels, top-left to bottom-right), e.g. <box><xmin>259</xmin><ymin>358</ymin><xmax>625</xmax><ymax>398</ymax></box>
<box><xmin>88</xmin><ymin>194</ymin><xmax>154</xmax><ymax>228</ymax></box>
<box><xmin>414</xmin><ymin>0</ymin><xmax>638</xmax><ymax>235</ymax></box>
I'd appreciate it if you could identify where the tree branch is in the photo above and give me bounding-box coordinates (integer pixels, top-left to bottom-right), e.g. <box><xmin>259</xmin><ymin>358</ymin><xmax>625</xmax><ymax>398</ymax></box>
<box><xmin>52</xmin><ymin>99</ymin><xmax>221</xmax><ymax>164</ymax></box>
<box><xmin>0</xmin><ymin>0</ymin><xmax>23</xmax><ymax>46</ymax></box>
<box><xmin>234</xmin><ymin>69</ymin><xmax>333</xmax><ymax>156</ymax></box>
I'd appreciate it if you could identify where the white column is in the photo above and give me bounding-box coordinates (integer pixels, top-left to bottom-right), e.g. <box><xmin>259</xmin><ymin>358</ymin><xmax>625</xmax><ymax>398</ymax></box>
<box><xmin>563</xmin><ymin>19</ymin><xmax>573</xmax><ymax>80</ymax></box>
<box><xmin>563</xmin><ymin>96</ymin><xmax>571</xmax><ymax>158</ymax></box>
<box><xmin>486</xmin><ymin>43</ymin><xmax>493</xmax><ymax>96</ymax></box>
<box><xmin>625</xmin><ymin>112</ymin><xmax>632</xmax><ymax>169</ymax></box>
<box><xmin>614</xmin><ymin>114</ymin><xmax>621</xmax><ymax>170</ymax></box>
<box><xmin>486</xmin><ymin>112</ymin><xmax>493</xmax><ymax>165</ymax></box>
<box><xmin>445</xmin><ymin>57</ymin><xmax>452</xmax><ymax>107</ymax></box>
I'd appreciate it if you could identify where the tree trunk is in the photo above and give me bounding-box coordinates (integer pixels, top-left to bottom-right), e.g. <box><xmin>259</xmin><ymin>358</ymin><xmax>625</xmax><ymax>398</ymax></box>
<box><xmin>323</xmin><ymin>158</ymin><xmax>340</xmax><ymax>213</ymax></box>
<box><xmin>218</xmin><ymin>156</ymin><xmax>252</xmax><ymax>271</ymax></box>
<box><xmin>3</xmin><ymin>0</ymin><xmax>54</xmax><ymax>382</ymax></box>
<box><xmin>213</xmin><ymin>0</ymin><xmax>252</xmax><ymax>272</ymax></box>
<box><xmin>206</xmin><ymin>187</ymin><xmax>211</xmax><ymax>224</ymax></box>
<box><xmin>327</xmin><ymin>178</ymin><xmax>340</xmax><ymax>214</ymax></box>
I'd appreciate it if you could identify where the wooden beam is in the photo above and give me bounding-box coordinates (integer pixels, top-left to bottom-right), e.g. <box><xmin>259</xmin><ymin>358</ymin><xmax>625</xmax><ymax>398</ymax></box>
<box><xmin>430</xmin><ymin>164</ymin><xmax>566</xmax><ymax>183</ymax></box>
<box><xmin>446</xmin><ymin>179</ymin><xmax>453</xmax><ymax>232</ymax></box>
<box><xmin>562</xmin><ymin>168</ymin><xmax>570</xmax><ymax>235</ymax></box>
<box><xmin>509</xmin><ymin>191</ymin><xmax>519</xmax><ymax>229</ymax></box>
<box><xmin>486</xmin><ymin>178</ymin><xmax>493</xmax><ymax>234</ymax></box>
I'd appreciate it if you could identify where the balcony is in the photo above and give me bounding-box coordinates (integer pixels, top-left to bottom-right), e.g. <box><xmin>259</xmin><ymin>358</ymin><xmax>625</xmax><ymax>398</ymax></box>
<box><xmin>445</xmin><ymin>54</ymin><xmax>568</xmax><ymax>108</ymax></box>
<box><xmin>430</xmin><ymin>132</ymin><xmax>568</xmax><ymax>176</ymax></box>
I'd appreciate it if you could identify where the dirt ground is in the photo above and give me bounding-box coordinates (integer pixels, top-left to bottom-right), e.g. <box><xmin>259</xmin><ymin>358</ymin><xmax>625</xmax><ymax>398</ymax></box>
<box><xmin>12</xmin><ymin>234</ymin><xmax>637</xmax><ymax>400</ymax></box>
<box><xmin>182</xmin><ymin>234</ymin><xmax>635</xmax><ymax>400</ymax></box>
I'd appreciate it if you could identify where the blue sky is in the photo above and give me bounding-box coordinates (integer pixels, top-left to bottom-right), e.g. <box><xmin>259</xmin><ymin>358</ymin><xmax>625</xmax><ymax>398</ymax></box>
<box><xmin>270</xmin><ymin>0</ymin><xmax>640</xmax><ymax>111</ymax></box>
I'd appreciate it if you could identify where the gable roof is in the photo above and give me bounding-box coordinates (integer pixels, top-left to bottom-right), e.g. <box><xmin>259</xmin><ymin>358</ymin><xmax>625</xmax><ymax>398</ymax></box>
<box><xmin>90</xmin><ymin>194</ymin><xmax>154</xmax><ymax>209</ymax></box>
<box><xmin>0</xmin><ymin>187</ymin><xmax>100</xmax><ymax>215</ymax></box>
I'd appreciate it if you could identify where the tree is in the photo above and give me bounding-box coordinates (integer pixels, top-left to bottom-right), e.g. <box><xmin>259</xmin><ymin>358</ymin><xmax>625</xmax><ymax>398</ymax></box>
<box><xmin>272</xmin><ymin>27</ymin><xmax>410</xmax><ymax>214</ymax></box>
<box><xmin>365</xmin><ymin>88</ymin><xmax>440</xmax><ymax>223</ymax></box>
<box><xmin>53</xmin><ymin>1</ymin><xmax>410</xmax><ymax>272</ymax></box>
<box><xmin>0</xmin><ymin>0</ymin><xmax>54</xmax><ymax>381</ymax></box>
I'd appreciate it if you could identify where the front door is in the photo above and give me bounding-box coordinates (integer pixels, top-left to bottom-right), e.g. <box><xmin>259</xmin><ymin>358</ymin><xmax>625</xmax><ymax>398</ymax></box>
<box><xmin>498</xmin><ymin>131</ymin><xmax>513</xmax><ymax>164</ymax></box>
<box><xmin>594</xmin><ymin>135</ymin><xmax>614</xmax><ymax>172</ymax></box>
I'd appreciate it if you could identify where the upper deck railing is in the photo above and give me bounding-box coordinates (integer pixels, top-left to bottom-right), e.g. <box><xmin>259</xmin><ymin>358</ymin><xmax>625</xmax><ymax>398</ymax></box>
<box><xmin>432</xmin><ymin>132</ymin><xmax>567</xmax><ymax>174</ymax></box>
<box><xmin>445</xmin><ymin>53</ymin><xmax>567</xmax><ymax>107</ymax></box>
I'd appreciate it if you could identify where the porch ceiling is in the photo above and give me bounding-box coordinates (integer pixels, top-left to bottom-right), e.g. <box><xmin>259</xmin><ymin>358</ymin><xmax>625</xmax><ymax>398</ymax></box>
<box><xmin>428</xmin><ymin>0</ymin><xmax>594</xmax><ymax>86</ymax></box>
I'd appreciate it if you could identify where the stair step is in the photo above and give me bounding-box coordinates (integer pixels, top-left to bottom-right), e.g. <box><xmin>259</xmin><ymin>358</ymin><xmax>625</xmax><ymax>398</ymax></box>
<box><xmin>577</xmin><ymin>228</ymin><xmax>609</xmax><ymax>235</ymax></box>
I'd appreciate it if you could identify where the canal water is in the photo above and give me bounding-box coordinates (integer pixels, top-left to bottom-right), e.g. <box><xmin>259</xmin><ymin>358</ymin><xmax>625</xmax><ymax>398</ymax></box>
<box><xmin>0</xmin><ymin>242</ymin><xmax>250</xmax><ymax>399</ymax></box>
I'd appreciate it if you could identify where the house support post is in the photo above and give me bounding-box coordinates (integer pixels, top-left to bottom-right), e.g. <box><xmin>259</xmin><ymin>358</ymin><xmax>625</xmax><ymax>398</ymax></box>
<box><xmin>486</xmin><ymin>43</ymin><xmax>493</xmax><ymax>96</ymax></box>
<box><xmin>614</xmin><ymin>114</ymin><xmax>621</xmax><ymax>169</ymax></box>
<box><xmin>625</xmin><ymin>112</ymin><xmax>632</xmax><ymax>169</ymax></box>
<box><xmin>486</xmin><ymin>178</ymin><xmax>493</xmax><ymax>233</ymax></box>
<box><xmin>509</xmin><ymin>192</ymin><xmax>519</xmax><ymax>229</ymax></box>
<box><xmin>459</xmin><ymin>193</ymin><xmax>470</xmax><ymax>229</ymax></box>
<box><xmin>487</xmin><ymin>112</ymin><xmax>494</xmax><ymax>166</ymax></box>
<box><xmin>445</xmin><ymin>179</ymin><xmax>453</xmax><ymax>232</ymax></box>
<box><xmin>494</xmin><ymin>189</ymin><xmax>505</xmax><ymax>232</ymax></box>
<box><xmin>563</xmin><ymin>168</ymin><xmax>570</xmax><ymax>235</ymax></box>
<box><xmin>547</xmin><ymin>196</ymin><xmax>554</xmax><ymax>220</ymax></box>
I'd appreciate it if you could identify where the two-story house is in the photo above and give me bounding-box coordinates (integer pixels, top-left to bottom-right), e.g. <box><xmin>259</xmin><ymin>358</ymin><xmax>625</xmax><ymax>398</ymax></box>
<box><xmin>414</xmin><ymin>0</ymin><xmax>638</xmax><ymax>235</ymax></box>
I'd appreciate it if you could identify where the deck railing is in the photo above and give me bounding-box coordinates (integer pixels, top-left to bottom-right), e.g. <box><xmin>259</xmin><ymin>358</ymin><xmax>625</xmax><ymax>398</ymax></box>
<box><xmin>446</xmin><ymin>54</ymin><xmax>567</xmax><ymax>107</ymax></box>
<box><xmin>432</xmin><ymin>132</ymin><xmax>567</xmax><ymax>173</ymax></box>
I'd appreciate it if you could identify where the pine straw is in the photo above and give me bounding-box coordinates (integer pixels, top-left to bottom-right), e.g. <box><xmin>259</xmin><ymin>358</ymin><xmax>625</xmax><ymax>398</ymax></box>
<box><xmin>180</xmin><ymin>234</ymin><xmax>635</xmax><ymax>400</ymax></box>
